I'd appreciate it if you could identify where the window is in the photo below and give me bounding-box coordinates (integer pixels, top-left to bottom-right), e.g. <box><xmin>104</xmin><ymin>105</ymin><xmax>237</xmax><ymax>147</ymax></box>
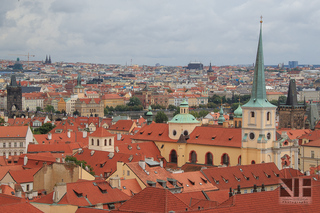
<box><xmin>9</xmin><ymin>152</ymin><xmax>11</xmax><ymax>156</ymax></box>
<box><xmin>251</xmin><ymin>111</ymin><xmax>255</xmax><ymax>117</ymax></box>
<box><xmin>267</xmin><ymin>112</ymin><xmax>270</xmax><ymax>121</ymax></box>
<box><xmin>14</xmin><ymin>142</ymin><xmax>17</xmax><ymax>148</ymax></box>
<box><xmin>109</xmin><ymin>139</ymin><xmax>112</xmax><ymax>146</ymax></box>
<box><xmin>26</xmin><ymin>184</ymin><xmax>30</xmax><ymax>191</ymax></box>
<box><xmin>251</xmin><ymin>160</ymin><xmax>255</xmax><ymax>164</ymax></box>
<box><xmin>170</xmin><ymin>150</ymin><xmax>177</xmax><ymax>163</ymax></box>
<box><xmin>173</xmin><ymin>130</ymin><xmax>177</xmax><ymax>136</ymax></box>
<box><xmin>221</xmin><ymin>153</ymin><xmax>230</xmax><ymax>166</ymax></box>
<box><xmin>206</xmin><ymin>152</ymin><xmax>213</xmax><ymax>165</ymax></box>
<box><xmin>104</xmin><ymin>139</ymin><xmax>107</xmax><ymax>146</ymax></box>
<box><xmin>244</xmin><ymin>190</ymin><xmax>247</xmax><ymax>194</ymax></box>
<box><xmin>8</xmin><ymin>143</ymin><xmax>11</xmax><ymax>148</ymax></box>
<box><xmin>97</xmin><ymin>139</ymin><xmax>100</xmax><ymax>146</ymax></box>
<box><xmin>3</xmin><ymin>143</ymin><xmax>6</xmax><ymax>148</ymax></box>
<box><xmin>91</xmin><ymin>139</ymin><xmax>94</xmax><ymax>146</ymax></box>
<box><xmin>190</xmin><ymin>151</ymin><xmax>197</xmax><ymax>163</ymax></box>
<box><xmin>311</xmin><ymin>151</ymin><xmax>315</xmax><ymax>158</ymax></box>
<box><xmin>20</xmin><ymin>142</ymin><xmax>23</xmax><ymax>147</ymax></box>
<box><xmin>183</xmin><ymin>130</ymin><xmax>188</xmax><ymax>136</ymax></box>
<box><xmin>127</xmin><ymin>170</ymin><xmax>130</xmax><ymax>176</ymax></box>
<box><xmin>249</xmin><ymin>133</ymin><xmax>255</xmax><ymax>140</ymax></box>
<box><xmin>267</xmin><ymin>133</ymin><xmax>271</xmax><ymax>140</ymax></box>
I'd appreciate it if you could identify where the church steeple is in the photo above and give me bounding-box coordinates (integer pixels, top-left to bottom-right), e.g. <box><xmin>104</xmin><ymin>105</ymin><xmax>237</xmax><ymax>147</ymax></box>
<box><xmin>243</xmin><ymin>17</ymin><xmax>275</xmax><ymax>108</ymax></box>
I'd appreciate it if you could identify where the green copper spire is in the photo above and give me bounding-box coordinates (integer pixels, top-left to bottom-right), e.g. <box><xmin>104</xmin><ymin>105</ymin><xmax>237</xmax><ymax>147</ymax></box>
<box><xmin>218</xmin><ymin>101</ymin><xmax>225</xmax><ymax>125</ymax></box>
<box><xmin>243</xmin><ymin>18</ymin><xmax>275</xmax><ymax>108</ymax></box>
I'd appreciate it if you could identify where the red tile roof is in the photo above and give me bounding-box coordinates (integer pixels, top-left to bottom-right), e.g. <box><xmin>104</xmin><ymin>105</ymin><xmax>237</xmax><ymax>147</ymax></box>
<box><xmin>201</xmin><ymin>163</ymin><xmax>283</xmax><ymax>190</ymax></box>
<box><xmin>109</xmin><ymin>120</ymin><xmax>135</xmax><ymax>132</ymax></box>
<box><xmin>0</xmin><ymin>126</ymin><xmax>29</xmax><ymax>138</ymax></box>
<box><xmin>9</xmin><ymin>168</ymin><xmax>40</xmax><ymax>183</ymax></box>
<box><xmin>188</xmin><ymin>126</ymin><xmax>241</xmax><ymax>147</ymax></box>
<box><xmin>118</xmin><ymin>187</ymin><xmax>189</xmax><ymax>212</ymax></box>
<box><xmin>131</xmin><ymin>123</ymin><xmax>176</xmax><ymax>142</ymax></box>
<box><xmin>90</xmin><ymin>127</ymin><xmax>115</xmax><ymax>138</ymax></box>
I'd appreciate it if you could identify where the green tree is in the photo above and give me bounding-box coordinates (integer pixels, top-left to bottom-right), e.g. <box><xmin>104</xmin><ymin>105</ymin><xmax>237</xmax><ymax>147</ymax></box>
<box><xmin>168</xmin><ymin>105</ymin><xmax>177</xmax><ymax>111</ymax></box>
<box><xmin>155</xmin><ymin>111</ymin><xmax>168</xmax><ymax>123</ymax></box>
<box><xmin>127</xmin><ymin>96</ymin><xmax>142</xmax><ymax>106</ymax></box>
<box><xmin>65</xmin><ymin>156</ymin><xmax>94</xmax><ymax>176</ymax></box>
<box><xmin>33</xmin><ymin>123</ymin><xmax>56</xmax><ymax>134</ymax></box>
<box><xmin>173</xmin><ymin>107</ymin><xmax>180</xmax><ymax>116</ymax></box>
<box><xmin>73</xmin><ymin>110</ymin><xmax>80</xmax><ymax>116</ymax></box>
<box><xmin>190</xmin><ymin>111</ymin><xmax>199</xmax><ymax>118</ymax></box>
<box><xmin>207</xmin><ymin>102</ymin><xmax>217</xmax><ymax>109</ymax></box>
<box><xmin>199</xmin><ymin>110</ymin><xmax>209</xmax><ymax>118</ymax></box>
<box><xmin>0</xmin><ymin>117</ymin><xmax>5</xmax><ymax>126</ymax></box>
<box><xmin>44</xmin><ymin>105</ymin><xmax>55</xmax><ymax>113</ymax></box>
<box><xmin>269</xmin><ymin>100</ymin><xmax>278</xmax><ymax>106</ymax></box>
<box><xmin>278</xmin><ymin>96</ymin><xmax>287</xmax><ymax>104</ymax></box>
<box><xmin>167</xmin><ymin>89</ymin><xmax>173</xmax><ymax>93</ymax></box>
<box><xmin>231</xmin><ymin>103</ymin><xmax>240</xmax><ymax>111</ymax></box>
<box><xmin>36</xmin><ymin>106</ymin><xmax>42</xmax><ymax>112</ymax></box>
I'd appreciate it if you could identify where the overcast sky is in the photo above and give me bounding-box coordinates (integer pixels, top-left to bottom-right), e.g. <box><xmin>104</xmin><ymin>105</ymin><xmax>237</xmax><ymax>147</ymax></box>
<box><xmin>1</xmin><ymin>0</ymin><xmax>320</xmax><ymax>66</ymax></box>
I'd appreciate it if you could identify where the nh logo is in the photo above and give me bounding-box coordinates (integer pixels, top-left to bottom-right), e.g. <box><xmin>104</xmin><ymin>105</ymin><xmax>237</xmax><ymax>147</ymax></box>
<box><xmin>279</xmin><ymin>178</ymin><xmax>312</xmax><ymax>204</ymax></box>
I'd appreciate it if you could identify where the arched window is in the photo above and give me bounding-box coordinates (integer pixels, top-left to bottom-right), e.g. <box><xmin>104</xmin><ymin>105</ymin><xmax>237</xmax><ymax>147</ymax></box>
<box><xmin>183</xmin><ymin>130</ymin><xmax>188</xmax><ymax>136</ymax></box>
<box><xmin>239</xmin><ymin>121</ymin><xmax>242</xmax><ymax>128</ymax></box>
<box><xmin>238</xmin><ymin>155</ymin><xmax>241</xmax><ymax>165</ymax></box>
<box><xmin>104</xmin><ymin>139</ymin><xmax>107</xmax><ymax>146</ymax></box>
<box><xmin>109</xmin><ymin>139</ymin><xmax>112</xmax><ymax>146</ymax></box>
<box><xmin>251</xmin><ymin>111</ymin><xmax>255</xmax><ymax>117</ymax></box>
<box><xmin>221</xmin><ymin>153</ymin><xmax>230</xmax><ymax>166</ymax></box>
<box><xmin>205</xmin><ymin>152</ymin><xmax>213</xmax><ymax>165</ymax></box>
<box><xmin>170</xmin><ymin>150</ymin><xmax>177</xmax><ymax>163</ymax></box>
<box><xmin>97</xmin><ymin>139</ymin><xmax>100</xmax><ymax>146</ymax></box>
<box><xmin>267</xmin><ymin>112</ymin><xmax>270</xmax><ymax>121</ymax></box>
<box><xmin>190</xmin><ymin>151</ymin><xmax>197</xmax><ymax>163</ymax></box>
<box><xmin>173</xmin><ymin>130</ymin><xmax>177</xmax><ymax>136</ymax></box>
<box><xmin>251</xmin><ymin>160</ymin><xmax>255</xmax><ymax>164</ymax></box>
<box><xmin>91</xmin><ymin>139</ymin><xmax>94</xmax><ymax>145</ymax></box>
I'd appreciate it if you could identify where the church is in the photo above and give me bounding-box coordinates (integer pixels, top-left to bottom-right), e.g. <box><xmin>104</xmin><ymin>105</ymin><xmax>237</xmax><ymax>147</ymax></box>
<box><xmin>131</xmin><ymin>20</ymin><xmax>299</xmax><ymax>170</ymax></box>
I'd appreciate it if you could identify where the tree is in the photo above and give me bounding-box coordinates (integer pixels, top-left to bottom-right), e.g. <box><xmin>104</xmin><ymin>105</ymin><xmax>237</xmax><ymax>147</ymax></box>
<box><xmin>199</xmin><ymin>110</ymin><xmax>209</xmax><ymax>118</ymax></box>
<box><xmin>127</xmin><ymin>96</ymin><xmax>142</xmax><ymax>106</ymax></box>
<box><xmin>190</xmin><ymin>111</ymin><xmax>199</xmax><ymax>118</ymax></box>
<box><xmin>33</xmin><ymin>123</ymin><xmax>56</xmax><ymax>134</ymax></box>
<box><xmin>155</xmin><ymin>111</ymin><xmax>168</xmax><ymax>123</ymax></box>
<box><xmin>168</xmin><ymin>105</ymin><xmax>177</xmax><ymax>111</ymax></box>
<box><xmin>65</xmin><ymin>156</ymin><xmax>94</xmax><ymax>176</ymax></box>
<box><xmin>167</xmin><ymin>89</ymin><xmax>173</xmax><ymax>93</ymax></box>
<box><xmin>36</xmin><ymin>106</ymin><xmax>42</xmax><ymax>112</ymax></box>
<box><xmin>0</xmin><ymin>117</ymin><xmax>5</xmax><ymax>126</ymax></box>
<box><xmin>278</xmin><ymin>96</ymin><xmax>287</xmax><ymax>104</ymax></box>
<box><xmin>173</xmin><ymin>107</ymin><xmax>180</xmax><ymax>116</ymax></box>
<box><xmin>73</xmin><ymin>110</ymin><xmax>80</xmax><ymax>116</ymax></box>
<box><xmin>44</xmin><ymin>105</ymin><xmax>55</xmax><ymax>113</ymax></box>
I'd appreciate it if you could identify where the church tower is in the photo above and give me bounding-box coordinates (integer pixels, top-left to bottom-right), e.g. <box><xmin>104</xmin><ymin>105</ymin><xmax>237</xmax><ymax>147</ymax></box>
<box><xmin>241</xmin><ymin>18</ymin><xmax>277</xmax><ymax>165</ymax></box>
<box><xmin>73</xmin><ymin>73</ymin><xmax>85</xmax><ymax>98</ymax></box>
<box><xmin>7</xmin><ymin>74</ymin><xmax>22</xmax><ymax>117</ymax></box>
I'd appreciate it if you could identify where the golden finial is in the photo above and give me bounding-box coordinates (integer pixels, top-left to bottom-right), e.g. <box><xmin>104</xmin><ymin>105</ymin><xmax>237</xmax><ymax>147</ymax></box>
<box><xmin>260</xmin><ymin>16</ymin><xmax>263</xmax><ymax>23</ymax></box>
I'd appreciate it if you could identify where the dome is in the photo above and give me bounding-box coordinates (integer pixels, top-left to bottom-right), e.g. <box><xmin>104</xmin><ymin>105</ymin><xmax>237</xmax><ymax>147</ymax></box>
<box><xmin>169</xmin><ymin>114</ymin><xmax>200</xmax><ymax>124</ymax></box>
<box><xmin>145</xmin><ymin>106</ymin><xmax>153</xmax><ymax>116</ymax></box>
<box><xmin>234</xmin><ymin>104</ymin><xmax>242</xmax><ymax>118</ymax></box>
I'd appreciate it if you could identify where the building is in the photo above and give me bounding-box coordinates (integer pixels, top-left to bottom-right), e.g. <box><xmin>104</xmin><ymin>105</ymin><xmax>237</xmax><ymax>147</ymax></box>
<box><xmin>0</xmin><ymin>126</ymin><xmax>33</xmax><ymax>157</ymax></box>
<box><xmin>278</xmin><ymin>78</ymin><xmax>306</xmax><ymax>129</ymax></box>
<box><xmin>187</xmin><ymin>62</ymin><xmax>203</xmax><ymax>70</ymax></box>
<box><xmin>101</xmin><ymin>93</ymin><xmax>125</xmax><ymax>108</ymax></box>
<box><xmin>6</xmin><ymin>75</ymin><xmax>22</xmax><ymax>116</ymax></box>
<box><xmin>288</xmin><ymin>60</ymin><xmax>298</xmax><ymax>68</ymax></box>
<box><xmin>74</xmin><ymin>98</ymin><xmax>104</xmax><ymax>117</ymax></box>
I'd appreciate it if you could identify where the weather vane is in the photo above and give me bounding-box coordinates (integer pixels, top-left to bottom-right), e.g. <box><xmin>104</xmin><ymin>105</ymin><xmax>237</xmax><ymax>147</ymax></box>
<box><xmin>260</xmin><ymin>16</ymin><xmax>263</xmax><ymax>23</ymax></box>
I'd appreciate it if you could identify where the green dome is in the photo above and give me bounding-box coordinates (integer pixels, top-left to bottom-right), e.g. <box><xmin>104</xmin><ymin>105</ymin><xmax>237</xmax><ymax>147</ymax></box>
<box><xmin>169</xmin><ymin>114</ymin><xmax>200</xmax><ymax>124</ymax></box>
<box><xmin>234</xmin><ymin>104</ymin><xmax>242</xmax><ymax>118</ymax></box>
<box><xmin>145</xmin><ymin>106</ymin><xmax>153</xmax><ymax>116</ymax></box>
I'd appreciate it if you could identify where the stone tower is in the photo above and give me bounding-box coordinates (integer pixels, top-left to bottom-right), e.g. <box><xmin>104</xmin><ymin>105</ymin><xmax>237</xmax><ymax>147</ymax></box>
<box><xmin>278</xmin><ymin>78</ymin><xmax>306</xmax><ymax>129</ymax></box>
<box><xmin>7</xmin><ymin>74</ymin><xmax>22</xmax><ymax>116</ymax></box>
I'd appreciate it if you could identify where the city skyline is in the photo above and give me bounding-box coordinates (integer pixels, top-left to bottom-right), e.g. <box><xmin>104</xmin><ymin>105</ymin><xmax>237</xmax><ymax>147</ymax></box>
<box><xmin>1</xmin><ymin>0</ymin><xmax>320</xmax><ymax>66</ymax></box>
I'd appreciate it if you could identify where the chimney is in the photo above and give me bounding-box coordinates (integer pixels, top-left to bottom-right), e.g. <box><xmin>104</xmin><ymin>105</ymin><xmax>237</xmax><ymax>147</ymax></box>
<box><xmin>139</xmin><ymin>160</ymin><xmax>146</xmax><ymax>170</ymax></box>
<box><xmin>109</xmin><ymin>177</ymin><xmax>121</xmax><ymax>189</ymax></box>
<box><xmin>4</xmin><ymin>116</ymin><xmax>8</xmax><ymax>123</ymax></box>
<box><xmin>14</xmin><ymin>115</ymin><xmax>16</xmax><ymax>119</ymax></box>
<box><xmin>229</xmin><ymin>187</ymin><xmax>233</xmax><ymax>197</ymax></box>
<box><xmin>83</xmin><ymin>131</ymin><xmax>87</xmax><ymax>138</ymax></box>
<box><xmin>15</xmin><ymin>190</ymin><xmax>22</xmax><ymax>198</ymax></box>
<box><xmin>48</xmin><ymin>133</ymin><xmax>52</xmax><ymax>140</ymax></box>
<box><xmin>261</xmin><ymin>184</ymin><xmax>265</xmax><ymax>192</ymax></box>
<box><xmin>160</xmin><ymin>160</ymin><xmax>163</xmax><ymax>168</ymax></box>
<box><xmin>24</xmin><ymin>155</ymin><xmax>28</xmax><ymax>166</ymax></box>
<box><xmin>67</xmin><ymin>130</ymin><xmax>71</xmax><ymax>138</ymax></box>
<box><xmin>237</xmin><ymin>185</ymin><xmax>241</xmax><ymax>194</ymax></box>
<box><xmin>253</xmin><ymin>184</ymin><xmax>257</xmax><ymax>193</ymax></box>
<box><xmin>117</xmin><ymin>133</ymin><xmax>122</xmax><ymax>141</ymax></box>
<box><xmin>53</xmin><ymin>182</ymin><xmax>67</xmax><ymax>203</ymax></box>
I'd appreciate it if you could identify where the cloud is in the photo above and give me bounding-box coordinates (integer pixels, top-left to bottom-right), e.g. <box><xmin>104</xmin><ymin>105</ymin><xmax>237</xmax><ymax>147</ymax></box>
<box><xmin>1</xmin><ymin>0</ymin><xmax>320</xmax><ymax>66</ymax></box>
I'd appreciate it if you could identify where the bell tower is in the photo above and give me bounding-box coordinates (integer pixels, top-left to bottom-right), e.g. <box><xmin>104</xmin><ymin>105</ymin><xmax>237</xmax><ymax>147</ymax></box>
<box><xmin>241</xmin><ymin>18</ymin><xmax>277</xmax><ymax>165</ymax></box>
<box><xmin>7</xmin><ymin>74</ymin><xmax>22</xmax><ymax>117</ymax></box>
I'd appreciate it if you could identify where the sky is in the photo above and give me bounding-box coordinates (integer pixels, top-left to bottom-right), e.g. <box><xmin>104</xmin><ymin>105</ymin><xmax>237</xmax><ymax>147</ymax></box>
<box><xmin>1</xmin><ymin>0</ymin><xmax>320</xmax><ymax>66</ymax></box>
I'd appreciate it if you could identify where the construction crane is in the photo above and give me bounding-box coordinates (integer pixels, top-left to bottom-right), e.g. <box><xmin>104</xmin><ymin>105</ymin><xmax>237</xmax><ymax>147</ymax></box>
<box><xmin>8</xmin><ymin>52</ymin><xmax>35</xmax><ymax>70</ymax></box>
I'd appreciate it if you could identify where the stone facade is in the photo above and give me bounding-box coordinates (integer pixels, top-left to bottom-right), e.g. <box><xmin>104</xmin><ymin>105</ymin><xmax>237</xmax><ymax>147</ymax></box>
<box><xmin>6</xmin><ymin>75</ymin><xmax>22</xmax><ymax>116</ymax></box>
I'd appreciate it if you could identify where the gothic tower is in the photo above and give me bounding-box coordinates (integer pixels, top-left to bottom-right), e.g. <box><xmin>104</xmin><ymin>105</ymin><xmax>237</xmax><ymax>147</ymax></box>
<box><xmin>278</xmin><ymin>78</ymin><xmax>306</xmax><ymax>129</ymax></box>
<box><xmin>7</xmin><ymin>74</ymin><xmax>22</xmax><ymax>117</ymax></box>
<box><xmin>241</xmin><ymin>19</ymin><xmax>277</xmax><ymax>165</ymax></box>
